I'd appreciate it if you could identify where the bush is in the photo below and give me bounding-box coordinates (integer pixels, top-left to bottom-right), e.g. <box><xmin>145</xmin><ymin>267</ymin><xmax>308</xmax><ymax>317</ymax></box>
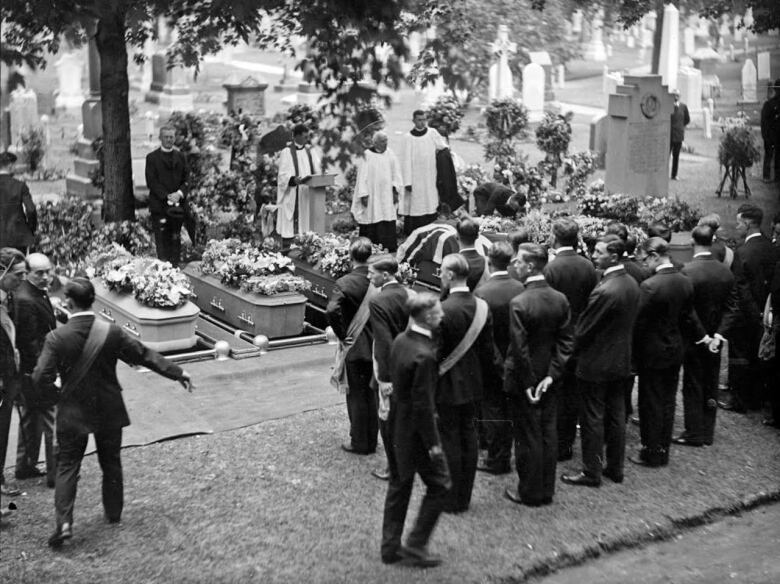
<box><xmin>20</xmin><ymin>128</ymin><xmax>45</xmax><ymax>171</ymax></box>
<box><xmin>426</xmin><ymin>95</ymin><xmax>465</xmax><ymax>138</ymax></box>
<box><xmin>35</xmin><ymin>197</ymin><xmax>96</xmax><ymax>273</ymax></box>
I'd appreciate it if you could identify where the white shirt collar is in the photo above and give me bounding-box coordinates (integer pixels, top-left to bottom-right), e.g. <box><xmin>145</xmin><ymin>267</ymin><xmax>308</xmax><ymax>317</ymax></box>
<box><xmin>69</xmin><ymin>310</ymin><xmax>96</xmax><ymax>318</ymax></box>
<box><xmin>381</xmin><ymin>280</ymin><xmax>400</xmax><ymax>290</ymax></box>
<box><xmin>459</xmin><ymin>247</ymin><xmax>476</xmax><ymax>253</ymax></box>
<box><xmin>449</xmin><ymin>286</ymin><xmax>470</xmax><ymax>294</ymax></box>
<box><xmin>555</xmin><ymin>246</ymin><xmax>574</xmax><ymax>253</ymax></box>
<box><xmin>604</xmin><ymin>265</ymin><xmax>625</xmax><ymax>276</ymax></box>
<box><xmin>410</xmin><ymin>323</ymin><xmax>432</xmax><ymax>338</ymax></box>
<box><xmin>745</xmin><ymin>232</ymin><xmax>761</xmax><ymax>242</ymax></box>
<box><xmin>655</xmin><ymin>263</ymin><xmax>675</xmax><ymax>272</ymax></box>
<box><xmin>693</xmin><ymin>251</ymin><xmax>712</xmax><ymax>258</ymax></box>
<box><xmin>490</xmin><ymin>271</ymin><xmax>508</xmax><ymax>278</ymax></box>
<box><xmin>160</xmin><ymin>146</ymin><xmax>174</xmax><ymax>153</ymax></box>
<box><xmin>525</xmin><ymin>274</ymin><xmax>545</xmax><ymax>283</ymax></box>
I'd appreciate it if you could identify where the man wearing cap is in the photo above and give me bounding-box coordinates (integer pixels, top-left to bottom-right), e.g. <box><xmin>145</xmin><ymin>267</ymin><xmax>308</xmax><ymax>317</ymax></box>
<box><xmin>670</xmin><ymin>89</ymin><xmax>690</xmax><ymax>181</ymax></box>
<box><xmin>32</xmin><ymin>278</ymin><xmax>193</xmax><ymax>548</ymax></box>
<box><xmin>760</xmin><ymin>79</ymin><xmax>780</xmax><ymax>183</ymax></box>
<box><xmin>0</xmin><ymin>151</ymin><xmax>37</xmax><ymax>253</ymax></box>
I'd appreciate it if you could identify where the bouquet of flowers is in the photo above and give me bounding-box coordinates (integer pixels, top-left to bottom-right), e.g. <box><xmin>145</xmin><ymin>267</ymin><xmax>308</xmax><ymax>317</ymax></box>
<box><xmin>477</xmin><ymin>216</ymin><xmax>518</xmax><ymax>234</ymax></box>
<box><xmin>316</xmin><ymin>236</ymin><xmax>385</xmax><ymax>279</ymax></box>
<box><xmin>132</xmin><ymin>260</ymin><xmax>194</xmax><ymax>308</ymax></box>
<box><xmin>241</xmin><ymin>273</ymin><xmax>311</xmax><ymax>296</ymax></box>
<box><xmin>637</xmin><ymin>196</ymin><xmax>702</xmax><ymax>232</ymax></box>
<box><xmin>578</xmin><ymin>189</ymin><xmax>640</xmax><ymax>224</ymax></box>
<box><xmin>426</xmin><ymin>95</ymin><xmax>465</xmax><ymax>138</ymax></box>
<box><xmin>562</xmin><ymin>151</ymin><xmax>598</xmax><ymax>198</ymax></box>
<box><xmin>535</xmin><ymin>112</ymin><xmax>573</xmax><ymax>157</ymax></box>
<box><xmin>396</xmin><ymin>262</ymin><xmax>418</xmax><ymax>288</ymax></box>
<box><xmin>493</xmin><ymin>152</ymin><xmax>547</xmax><ymax>208</ymax></box>
<box><xmin>290</xmin><ymin>232</ymin><xmax>326</xmax><ymax>264</ymax></box>
<box><xmin>718</xmin><ymin>124</ymin><xmax>761</xmax><ymax>168</ymax></box>
<box><xmin>458</xmin><ymin>164</ymin><xmax>490</xmax><ymax>206</ymax></box>
<box><xmin>199</xmin><ymin>239</ymin><xmax>300</xmax><ymax>292</ymax></box>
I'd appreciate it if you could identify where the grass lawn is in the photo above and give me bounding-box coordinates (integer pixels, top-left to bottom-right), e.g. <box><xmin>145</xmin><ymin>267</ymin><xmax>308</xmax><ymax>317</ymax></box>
<box><xmin>1</xmin><ymin>391</ymin><xmax>779</xmax><ymax>583</ymax></box>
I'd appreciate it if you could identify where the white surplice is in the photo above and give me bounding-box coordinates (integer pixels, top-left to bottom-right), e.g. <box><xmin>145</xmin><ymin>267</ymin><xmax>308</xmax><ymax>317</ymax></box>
<box><xmin>276</xmin><ymin>145</ymin><xmax>321</xmax><ymax>238</ymax></box>
<box><xmin>352</xmin><ymin>148</ymin><xmax>403</xmax><ymax>225</ymax></box>
<box><xmin>401</xmin><ymin>127</ymin><xmax>447</xmax><ymax>217</ymax></box>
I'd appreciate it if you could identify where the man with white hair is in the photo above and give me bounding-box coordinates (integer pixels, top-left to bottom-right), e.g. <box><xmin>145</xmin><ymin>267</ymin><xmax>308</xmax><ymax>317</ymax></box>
<box><xmin>353</xmin><ymin>132</ymin><xmax>403</xmax><ymax>252</ymax></box>
<box><xmin>669</xmin><ymin>89</ymin><xmax>690</xmax><ymax>181</ymax></box>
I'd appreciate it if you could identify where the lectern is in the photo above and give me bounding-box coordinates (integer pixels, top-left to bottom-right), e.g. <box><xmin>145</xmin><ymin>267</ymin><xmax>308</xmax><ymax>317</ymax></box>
<box><xmin>306</xmin><ymin>174</ymin><xmax>337</xmax><ymax>234</ymax></box>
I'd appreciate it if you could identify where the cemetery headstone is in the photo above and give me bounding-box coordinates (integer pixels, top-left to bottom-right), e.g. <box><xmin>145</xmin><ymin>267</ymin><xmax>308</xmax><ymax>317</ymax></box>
<box><xmin>528</xmin><ymin>51</ymin><xmax>554</xmax><ymax>101</ymax></box>
<box><xmin>522</xmin><ymin>63</ymin><xmax>545</xmax><ymax>122</ymax></box>
<box><xmin>658</xmin><ymin>4</ymin><xmax>680</xmax><ymax>91</ymax></box>
<box><xmin>489</xmin><ymin>25</ymin><xmax>517</xmax><ymax>101</ymax></box>
<box><xmin>556</xmin><ymin>64</ymin><xmax>565</xmax><ymax>89</ymax></box>
<box><xmin>9</xmin><ymin>88</ymin><xmax>39</xmax><ymax>148</ymax></box>
<box><xmin>145</xmin><ymin>53</ymin><xmax>194</xmax><ymax>113</ymax></box>
<box><xmin>758</xmin><ymin>52</ymin><xmax>771</xmax><ymax>80</ymax></box>
<box><xmin>571</xmin><ymin>11</ymin><xmax>583</xmax><ymax>35</ymax></box>
<box><xmin>678</xmin><ymin>67</ymin><xmax>703</xmax><ymax>126</ymax></box>
<box><xmin>589</xmin><ymin>113</ymin><xmax>608</xmax><ymax>168</ymax></box>
<box><xmin>603</xmin><ymin>69</ymin><xmax>623</xmax><ymax>110</ymax></box>
<box><xmin>703</xmin><ymin>108</ymin><xmax>712</xmax><ymax>139</ymax></box>
<box><xmin>627</xmin><ymin>35</ymin><xmax>635</xmax><ymax>49</ymax></box>
<box><xmin>605</xmin><ymin>75</ymin><xmax>674</xmax><ymax>197</ymax></box>
<box><xmin>55</xmin><ymin>51</ymin><xmax>84</xmax><ymax>110</ymax></box>
<box><xmin>224</xmin><ymin>76</ymin><xmax>269</xmax><ymax>117</ymax></box>
<box><xmin>583</xmin><ymin>12</ymin><xmax>607</xmax><ymax>62</ymax></box>
<box><xmin>740</xmin><ymin>59</ymin><xmax>758</xmax><ymax>103</ymax></box>
<box><xmin>693</xmin><ymin>47</ymin><xmax>723</xmax><ymax>99</ymax></box>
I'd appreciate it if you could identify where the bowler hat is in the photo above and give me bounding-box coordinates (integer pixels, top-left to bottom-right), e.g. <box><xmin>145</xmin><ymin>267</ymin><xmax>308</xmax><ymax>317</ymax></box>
<box><xmin>0</xmin><ymin>151</ymin><xmax>18</xmax><ymax>166</ymax></box>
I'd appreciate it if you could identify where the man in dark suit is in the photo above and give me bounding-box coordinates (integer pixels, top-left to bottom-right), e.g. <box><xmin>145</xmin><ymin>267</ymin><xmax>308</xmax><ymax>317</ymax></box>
<box><xmin>472</xmin><ymin>182</ymin><xmax>525</xmax><ymax>217</ymax></box>
<box><xmin>455</xmin><ymin>218</ymin><xmax>488</xmax><ymax>292</ymax></box>
<box><xmin>326</xmin><ymin>238</ymin><xmax>377</xmax><ymax>454</ymax></box>
<box><xmin>368</xmin><ymin>255</ymin><xmax>412</xmax><ymax>480</ymax></box>
<box><xmin>32</xmin><ymin>278</ymin><xmax>193</xmax><ymax>548</ymax></box>
<box><xmin>437</xmin><ymin>253</ymin><xmax>498</xmax><ymax>512</ymax></box>
<box><xmin>0</xmin><ymin>151</ymin><xmax>37</xmax><ymax>253</ymax></box>
<box><xmin>544</xmin><ymin>218</ymin><xmax>597</xmax><ymax>462</ymax></box>
<box><xmin>475</xmin><ymin>241</ymin><xmax>525</xmax><ymax>475</ymax></box>
<box><xmin>630</xmin><ymin>238</ymin><xmax>708</xmax><ymax>468</ymax></box>
<box><xmin>504</xmin><ymin>243</ymin><xmax>572</xmax><ymax>505</ymax></box>
<box><xmin>13</xmin><ymin>253</ymin><xmax>57</xmax><ymax>486</ymax></box>
<box><xmin>676</xmin><ymin>226</ymin><xmax>737</xmax><ymax>446</ymax></box>
<box><xmin>723</xmin><ymin>204</ymin><xmax>779</xmax><ymax>412</ymax></box>
<box><xmin>670</xmin><ymin>88</ymin><xmax>690</xmax><ymax>181</ymax></box>
<box><xmin>381</xmin><ymin>292</ymin><xmax>450</xmax><ymax>568</ymax></box>
<box><xmin>145</xmin><ymin>126</ymin><xmax>190</xmax><ymax>266</ymax></box>
<box><xmin>562</xmin><ymin>236</ymin><xmax>640</xmax><ymax>487</ymax></box>
<box><xmin>698</xmin><ymin>214</ymin><xmax>733</xmax><ymax>267</ymax></box>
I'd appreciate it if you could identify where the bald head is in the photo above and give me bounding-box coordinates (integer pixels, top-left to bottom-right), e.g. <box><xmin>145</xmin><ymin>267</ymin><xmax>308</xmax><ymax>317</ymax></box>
<box><xmin>26</xmin><ymin>252</ymin><xmax>53</xmax><ymax>290</ymax></box>
<box><xmin>372</xmin><ymin>131</ymin><xmax>388</xmax><ymax>153</ymax></box>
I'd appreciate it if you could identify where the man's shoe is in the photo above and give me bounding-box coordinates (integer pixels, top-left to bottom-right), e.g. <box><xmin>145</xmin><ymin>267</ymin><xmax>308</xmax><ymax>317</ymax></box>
<box><xmin>371</xmin><ymin>467</ymin><xmax>390</xmax><ymax>481</ymax></box>
<box><xmin>672</xmin><ymin>435</ymin><xmax>703</xmax><ymax>447</ymax></box>
<box><xmin>503</xmin><ymin>488</ymin><xmax>546</xmax><ymax>507</ymax></box>
<box><xmin>628</xmin><ymin>454</ymin><xmax>663</xmax><ymax>467</ymax></box>
<box><xmin>560</xmin><ymin>472</ymin><xmax>601</xmax><ymax>487</ymax></box>
<box><xmin>477</xmin><ymin>463</ymin><xmax>511</xmax><ymax>475</ymax></box>
<box><xmin>48</xmin><ymin>523</ymin><xmax>72</xmax><ymax>548</ymax></box>
<box><xmin>105</xmin><ymin>514</ymin><xmax>121</xmax><ymax>524</ymax></box>
<box><xmin>46</xmin><ymin>478</ymin><xmax>55</xmax><ymax>489</ymax></box>
<box><xmin>718</xmin><ymin>400</ymin><xmax>746</xmax><ymax>413</ymax></box>
<box><xmin>341</xmin><ymin>442</ymin><xmax>371</xmax><ymax>455</ymax></box>
<box><xmin>629</xmin><ymin>415</ymin><xmax>640</xmax><ymax>426</ymax></box>
<box><xmin>557</xmin><ymin>448</ymin><xmax>573</xmax><ymax>462</ymax></box>
<box><xmin>399</xmin><ymin>544</ymin><xmax>442</xmax><ymax>568</ymax></box>
<box><xmin>15</xmin><ymin>467</ymin><xmax>45</xmax><ymax>480</ymax></box>
<box><xmin>602</xmin><ymin>468</ymin><xmax>624</xmax><ymax>484</ymax></box>
<box><xmin>0</xmin><ymin>484</ymin><xmax>21</xmax><ymax>497</ymax></box>
<box><xmin>381</xmin><ymin>551</ymin><xmax>403</xmax><ymax>565</ymax></box>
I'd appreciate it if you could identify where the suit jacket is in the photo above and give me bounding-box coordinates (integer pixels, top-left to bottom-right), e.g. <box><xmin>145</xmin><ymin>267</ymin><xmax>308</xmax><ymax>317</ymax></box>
<box><xmin>732</xmin><ymin>235</ymin><xmax>779</xmax><ymax>323</ymax></box>
<box><xmin>460</xmin><ymin>248</ymin><xmax>487</xmax><ymax>292</ymax></box>
<box><xmin>475</xmin><ymin>273</ymin><xmax>525</xmax><ymax>359</ymax></box>
<box><xmin>670</xmin><ymin>102</ymin><xmax>690</xmax><ymax>142</ymax></box>
<box><xmin>32</xmin><ymin>314</ymin><xmax>184</xmax><ymax>434</ymax></box>
<box><xmin>472</xmin><ymin>182</ymin><xmax>516</xmax><ymax>217</ymax></box>
<box><xmin>681</xmin><ymin>255</ymin><xmax>737</xmax><ymax>337</ymax></box>
<box><xmin>438</xmin><ymin>290</ymin><xmax>498</xmax><ymax>405</ymax></box>
<box><xmin>634</xmin><ymin>267</ymin><xmax>705</xmax><ymax>370</ymax></box>
<box><xmin>504</xmin><ymin>279</ymin><xmax>573</xmax><ymax>394</ymax></box>
<box><xmin>436</xmin><ymin>149</ymin><xmax>462</xmax><ymax>212</ymax></box>
<box><xmin>13</xmin><ymin>280</ymin><xmax>56</xmax><ymax>375</ymax></box>
<box><xmin>368</xmin><ymin>282</ymin><xmax>410</xmax><ymax>383</ymax></box>
<box><xmin>145</xmin><ymin>148</ymin><xmax>189</xmax><ymax>217</ymax></box>
<box><xmin>391</xmin><ymin>328</ymin><xmax>441</xmax><ymax>479</ymax></box>
<box><xmin>0</xmin><ymin>173</ymin><xmax>37</xmax><ymax>248</ymax></box>
<box><xmin>575</xmin><ymin>267</ymin><xmax>640</xmax><ymax>382</ymax></box>
<box><xmin>621</xmin><ymin>257</ymin><xmax>650</xmax><ymax>283</ymax></box>
<box><xmin>544</xmin><ymin>249</ymin><xmax>598</xmax><ymax>324</ymax></box>
<box><xmin>326</xmin><ymin>266</ymin><xmax>372</xmax><ymax>363</ymax></box>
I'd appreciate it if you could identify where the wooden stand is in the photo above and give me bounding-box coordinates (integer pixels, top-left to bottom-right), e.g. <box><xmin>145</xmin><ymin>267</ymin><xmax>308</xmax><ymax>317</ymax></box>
<box><xmin>306</xmin><ymin>174</ymin><xmax>337</xmax><ymax>234</ymax></box>
<box><xmin>716</xmin><ymin>164</ymin><xmax>751</xmax><ymax>199</ymax></box>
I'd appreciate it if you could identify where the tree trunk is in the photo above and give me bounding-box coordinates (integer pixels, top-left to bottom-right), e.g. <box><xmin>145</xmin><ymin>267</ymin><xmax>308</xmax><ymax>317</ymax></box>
<box><xmin>95</xmin><ymin>6</ymin><xmax>135</xmax><ymax>222</ymax></box>
<box><xmin>651</xmin><ymin>0</ymin><xmax>664</xmax><ymax>75</ymax></box>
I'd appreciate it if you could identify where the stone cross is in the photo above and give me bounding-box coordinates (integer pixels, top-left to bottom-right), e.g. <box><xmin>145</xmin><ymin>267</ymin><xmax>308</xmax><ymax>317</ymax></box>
<box><xmin>489</xmin><ymin>25</ymin><xmax>517</xmax><ymax>101</ymax></box>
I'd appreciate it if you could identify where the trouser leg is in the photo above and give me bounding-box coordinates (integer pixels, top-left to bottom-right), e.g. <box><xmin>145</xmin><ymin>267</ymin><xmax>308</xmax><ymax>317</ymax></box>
<box><xmin>16</xmin><ymin>404</ymin><xmax>42</xmax><ymax>473</ymax></box>
<box><xmin>437</xmin><ymin>404</ymin><xmax>462</xmax><ymax>511</ymax></box>
<box><xmin>381</xmin><ymin>474</ymin><xmax>413</xmax><ymax>559</ymax></box>
<box><xmin>511</xmin><ymin>394</ymin><xmax>545</xmax><ymax>502</ymax></box>
<box><xmin>682</xmin><ymin>347</ymin><xmax>706</xmax><ymax>442</ymax></box>
<box><xmin>345</xmin><ymin>360</ymin><xmax>376</xmax><ymax>453</ymax></box>
<box><xmin>540</xmin><ymin>390</ymin><xmax>558</xmax><ymax>501</ymax></box>
<box><xmin>95</xmin><ymin>427</ymin><xmax>123</xmax><ymax>522</ymax></box>
<box><xmin>578</xmin><ymin>379</ymin><xmax>605</xmax><ymax>481</ymax></box>
<box><xmin>483</xmin><ymin>386</ymin><xmax>512</xmax><ymax>469</ymax></box>
<box><xmin>660</xmin><ymin>367</ymin><xmax>680</xmax><ymax>460</ymax></box>
<box><xmin>54</xmin><ymin>431</ymin><xmax>89</xmax><ymax>527</ymax></box>
<box><xmin>764</xmin><ymin>141</ymin><xmax>774</xmax><ymax>180</ymax></box>
<box><xmin>702</xmin><ymin>351</ymin><xmax>720</xmax><ymax>444</ymax></box>
<box><xmin>406</xmin><ymin>439</ymin><xmax>451</xmax><ymax>550</ymax></box>
<box><xmin>670</xmin><ymin>141</ymin><xmax>682</xmax><ymax>178</ymax></box>
<box><xmin>603</xmin><ymin>379</ymin><xmax>628</xmax><ymax>478</ymax></box>
<box><xmin>556</xmin><ymin>365</ymin><xmax>580</xmax><ymax>457</ymax></box>
<box><xmin>457</xmin><ymin>402</ymin><xmax>478</xmax><ymax>510</ymax></box>
<box><xmin>638</xmin><ymin>369</ymin><xmax>666</xmax><ymax>464</ymax></box>
<box><xmin>0</xmin><ymin>375</ymin><xmax>18</xmax><ymax>485</ymax></box>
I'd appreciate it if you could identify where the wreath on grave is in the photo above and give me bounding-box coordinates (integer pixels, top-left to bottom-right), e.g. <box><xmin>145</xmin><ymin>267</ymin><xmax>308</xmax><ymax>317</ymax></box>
<box><xmin>485</xmin><ymin>98</ymin><xmax>529</xmax><ymax>142</ymax></box>
<box><xmin>426</xmin><ymin>95</ymin><xmax>465</xmax><ymax>138</ymax></box>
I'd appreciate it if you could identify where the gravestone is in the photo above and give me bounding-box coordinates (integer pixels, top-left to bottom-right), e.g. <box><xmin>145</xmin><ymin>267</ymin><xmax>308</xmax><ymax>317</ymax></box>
<box><xmin>603</xmin><ymin>70</ymin><xmax>623</xmax><ymax>109</ymax></box>
<box><xmin>8</xmin><ymin>88</ymin><xmax>39</xmax><ymax>147</ymax></box>
<box><xmin>571</xmin><ymin>11</ymin><xmax>583</xmax><ymax>36</ymax></box>
<box><xmin>556</xmin><ymin>64</ymin><xmax>565</xmax><ymax>89</ymax></box>
<box><xmin>55</xmin><ymin>52</ymin><xmax>84</xmax><ymax>110</ymax></box>
<box><xmin>589</xmin><ymin>113</ymin><xmax>608</xmax><ymax>168</ymax></box>
<box><xmin>677</xmin><ymin>67</ymin><xmax>703</xmax><ymax>126</ymax></box>
<box><xmin>489</xmin><ymin>25</ymin><xmax>517</xmax><ymax>101</ymax></box>
<box><xmin>145</xmin><ymin>53</ymin><xmax>194</xmax><ymax>112</ymax></box>
<box><xmin>693</xmin><ymin>47</ymin><xmax>722</xmax><ymax>99</ymax></box>
<box><xmin>683</xmin><ymin>27</ymin><xmax>695</xmax><ymax>56</ymax></box>
<box><xmin>522</xmin><ymin>63</ymin><xmax>545</xmax><ymax>122</ymax></box>
<box><xmin>224</xmin><ymin>76</ymin><xmax>269</xmax><ymax>116</ymax></box>
<box><xmin>641</xmin><ymin>28</ymin><xmax>653</xmax><ymax>49</ymax></box>
<box><xmin>740</xmin><ymin>59</ymin><xmax>758</xmax><ymax>103</ymax></box>
<box><xmin>605</xmin><ymin>75</ymin><xmax>674</xmax><ymax>197</ymax></box>
<box><xmin>528</xmin><ymin>51</ymin><xmax>554</xmax><ymax>101</ymax></box>
<box><xmin>583</xmin><ymin>12</ymin><xmax>607</xmax><ymax>62</ymax></box>
<box><xmin>626</xmin><ymin>35</ymin><xmax>635</xmax><ymax>49</ymax></box>
<box><xmin>658</xmin><ymin>4</ymin><xmax>680</xmax><ymax>90</ymax></box>
<box><xmin>758</xmin><ymin>51</ymin><xmax>771</xmax><ymax>81</ymax></box>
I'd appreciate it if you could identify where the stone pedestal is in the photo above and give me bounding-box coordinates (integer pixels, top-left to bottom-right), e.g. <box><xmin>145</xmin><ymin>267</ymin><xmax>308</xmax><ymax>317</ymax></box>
<box><xmin>55</xmin><ymin>52</ymin><xmax>85</xmax><ymax>110</ymax></box>
<box><xmin>145</xmin><ymin>53</ymin><xmax>194</xmax><ymax>113</ymax></box>
<box><xmin>224</xmin><ymin>76</ymin><xmax>269</xmax><ymax>116</ymax></box>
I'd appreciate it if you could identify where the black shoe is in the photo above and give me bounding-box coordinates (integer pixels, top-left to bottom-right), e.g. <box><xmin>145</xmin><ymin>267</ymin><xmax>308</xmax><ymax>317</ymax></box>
<box><xmin>672</xmin><ymin>435</ymin><xmax>704</xmax><ymax>447</ymax></box>
<box><xmin>560</xmin><ymin>472</ymin><xmax>601</xmax><ymax>487</ymax></box>
<box><xmin>718</xmin><ymin>400</ymin><xmax>746</xmax><ymax>413</ymax></box>
<box><xmin>399</xmin><ymin>544</ymin><xmax>442</xmax><ymax>568</ymax></box>
<box><xmin>557</xmin><ymin>448</ymin><xmax>573</xmax><ymax>462</ymax></box>
<box><xmin>503</xmin><ymin>488</ymin><xmax>546</xmax><ymax>507</ymax></box>
<box><xmin>629</xmin><ymin>415</ymin><xmax>640</xmax><ymax>426</ymax></box>
<box><xmin>15</xmin><ymin>467</ymin><xmax>45</xmax><ymax>480</ymax></box>
<box><xmin>341</xmin><ymin>442</ymin><xmax>372</xmax><ymax>455</ymax></box>
<box><xmin>106</xmin><ymin>514</ymin><xmax>121</xmax><ymax>524</ymax></box>
<box><xmin>48</xmin><ymin>522</ymin><xmax>72</xmax><ymax>548</ymax></box>
<box><xmin>628</xmin><ymin>454</ymin><xmax>663</xmax><ymax>468</ymax></box>
<box><xmin>371</xmin><ymin>467</ymin><xmax>390</xmax><ymax>481</ymax></box>
<box><xmin>602</xmin><ymin>468</ymin><xmax>624</xmax><ymax>484</ymax></box>
<box><xmin>382</xmin><ymin>551</ymin><xmax>403</xmax><ymax>565</ymax></box>
<box><xmin>476</xmin><ymin>463</ymin><xmax>511</xmax><ymax>475</ymax></box>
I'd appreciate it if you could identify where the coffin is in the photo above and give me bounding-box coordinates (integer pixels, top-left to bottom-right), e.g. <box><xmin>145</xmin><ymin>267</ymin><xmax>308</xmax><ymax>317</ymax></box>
<box><xmin>183</xmin><ymin>263</ymin><xmax>307</xmax><ymax>338</ymax></box>
<box><xmin>92</xmin><ymin>280</ymin><xmax>200</xmax><ymax>352</ymax></box>
<box><xmin>290</xmin><ymin>258</ymin><xmax>338</xmax><ymax>310</ymax></box>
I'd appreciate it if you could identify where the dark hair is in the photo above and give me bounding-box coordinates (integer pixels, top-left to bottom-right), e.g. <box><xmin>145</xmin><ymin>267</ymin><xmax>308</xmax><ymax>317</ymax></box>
<box><xmin>487</xmin><ymin>241</ymin><xmax>514</xmax><ymax>271</ymax></box>
<box><xmin>369</xmin><ymin>254</ymin><xmax>398</xmax><ymax>274</ymax></box>
<box><xmin>350</xmin><ymin>237</ymin><xmax>373</xmax><ymax>263</ymax></box>
<box><xmin>64</xmin><ymin>277</ymin><xmax>96</xmax><ymax>309</ymax></box>
<box><xmin>552</xmin><ymin>217</ymin><xmax>579</xmax><ymax>247</ymax></box>
<box><xmin>508</xmin><ymin>229</ymin><xmax>530</xmax><ymax>252</ymax></box>
<box><xmin>407</xmin><ymin>291</ymin><xmax>438</xmax><ymax>320</ymax></box>
<box><xmin>624</xmin><ymin>234</ymin><xmax>637</xmax><ymax>255</ymax></box>
<box><xmin>698</xmin><ymin>213</ymin><xmax>721</xmax><ymax>230</ymax></box>
<box><xmin>647</xmin><ymin>222</ymin><xmax>671</xmax><ymax>242</ymax></box>
<box><xmin>605</xmin><ymin>221</ymin><xmax>628</xmax><ymax>241</ymax></box>
<box><xmin>598</xmin><ymin>234</ymin><xmax>626</xmax><ymax>258</ymax></box>
<box><xmin>0</xmin><ymin>247</ymin><xmax>25</xmax><ymax>272</ymax></box>
<box><xmin>691</xmin><ymin>225</ymin><xmax>714</xmax><ymax>246</ymax></box>
<box><xmin>642</xmin><ymin>236</ymin><xmax>670</xmax><ymax>256</ymax></box>
<box><xmin>456</xmin><ymin>218</ymin><xmax>479</xmax><ymax>244</ymax></box>
<box><xmin>437</xmin><ymin>202</ymin><xmax>453</xmax><ymax>218</ymax></box>
<box><xmin>737</xmin><ymin>204</ymin><xmax>763</xmax><ymax>227</ymax></box>
<box><xmin>412</xmin><ymin>110</ymin><xmax>426</xmax><ymax>119</ymax></box>
<box><xmin>517</xmin><ymin>243</ymin><xmax>548</xmax><ymax>270</ymax></box>
<box><xmin>441</xmin><ymin>253</ymin><xmax>470</xmax><ymax>279</ymax></box>
<box><xmin>292</xmin><ymin>123</ymin><xmax>309</xmax><ymax>137</ymax></box>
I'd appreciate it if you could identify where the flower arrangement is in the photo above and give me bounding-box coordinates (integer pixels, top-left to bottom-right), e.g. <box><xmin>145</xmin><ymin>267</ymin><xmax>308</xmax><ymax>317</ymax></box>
<box><xmin>458</xmin><ymin>164</ymin><xmax>490</xmax><ymax>205</ymax></box>
<box><xmin>578</xmin><ymin>188</ymin><xmax>640</xmax><ymax>224</ymax></box>
<box><xmin>200</xmin><ymin>239</ymin><xmax>295</xmax><ymax>289</ymax></box>
<box><xmin>241</xmin><ymin>273</ymin><xmax>311</xmax><ymax>296</ymax></box>
<box><xmin>426</xmin><ymin>95</ymin><xmax>465</xmax><ymax>138</ymax></box>
<box><xmin>285</xmin><ymin>104</ymin><xmax>321</xmax><ymax>133</ymax></box>
<box><xmin>35</xmin><ymin>197</ymin><xmax>96</xmax><ymax>274</ymax></box>
<box><xmin>93</xmin><ymin>220</ymin><xmax>155</xmax><ymax>257</ymax></box>
<box><xmin>396</xmin><ymin>262</ymin><xmax>418</xmax><ymax>288</ymax></box>
<box><xmin>485</xmin><ymin>99</ymin><xmax>529</xmax><ymax>141</ymax></box>
<box><xmin>562</xmin><ymin>151</ymin><xmax>598</xmax><ymax>198</ymax></box>
<box><xmin>718</xmin><ymin>125</ymin><xmax>761</xmax><ymax>168</ymax></box>
<box><xmin>477</xmin><ymin>216</ymin><xmax>519</xmax><ymax>234</ymax></box>
<box><xmin>290</xmin><ymin>232</ymin><xmax>326</xmax><ymax>264</ymax></box>
<box><xmin>535</xmin><ymin>112</ymin><xmax>574</xmax><ymax>188</ymax></box>
<box><xmin>492</xmin><ymin>151</ymin><xmax>546</xmax><ymax>207</ymax></box>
